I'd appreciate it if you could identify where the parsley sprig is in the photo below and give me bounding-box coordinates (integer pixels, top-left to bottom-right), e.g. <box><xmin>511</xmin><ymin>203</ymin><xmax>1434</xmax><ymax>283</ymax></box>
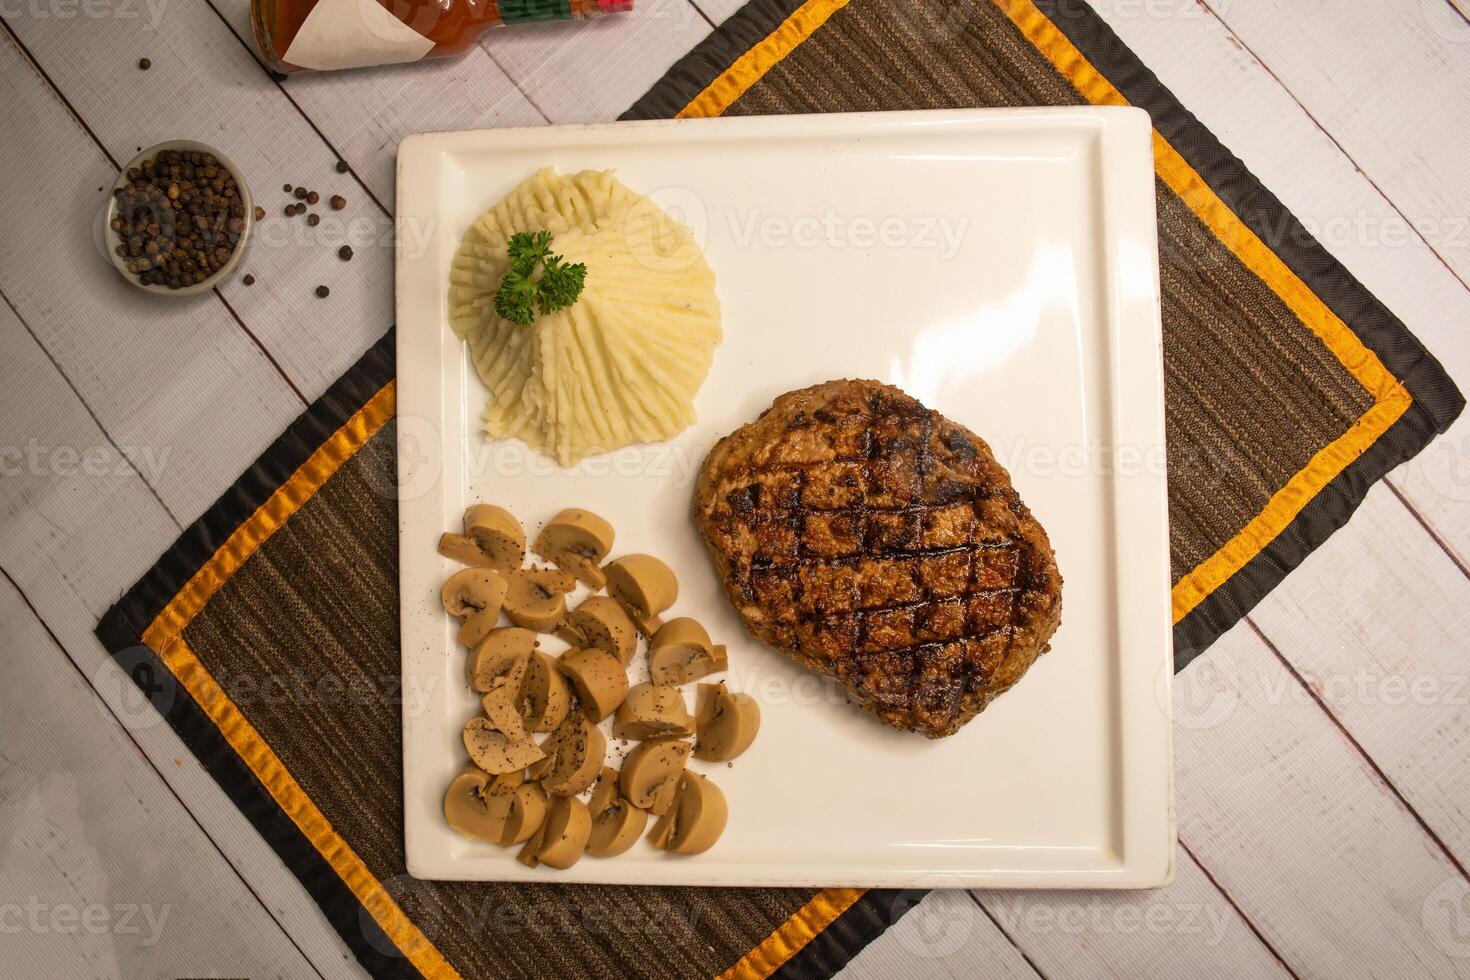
<box><xmin>493</xmin><ymin>230</ymin><xmax>587</xmax><ymax>327</ymax></box>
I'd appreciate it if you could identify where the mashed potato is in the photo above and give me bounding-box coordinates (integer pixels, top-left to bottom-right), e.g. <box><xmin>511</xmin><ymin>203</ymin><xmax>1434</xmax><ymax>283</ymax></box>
<box><xmin>447</xmin><ymin>168</ymin><xmax>722</xmax><ymax>466</ymax></box>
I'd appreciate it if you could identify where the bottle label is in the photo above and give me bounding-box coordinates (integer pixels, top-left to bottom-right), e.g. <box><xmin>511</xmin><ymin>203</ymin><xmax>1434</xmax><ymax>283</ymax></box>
<box><xmin>283</xmin><ymin>0</ymin><xmax>436</xmax><ymax>71</ymax></box>
<box><xmin>500</xmin><ymin>0</ymin><xmax>572</xmax><ymax>23</ymax></box>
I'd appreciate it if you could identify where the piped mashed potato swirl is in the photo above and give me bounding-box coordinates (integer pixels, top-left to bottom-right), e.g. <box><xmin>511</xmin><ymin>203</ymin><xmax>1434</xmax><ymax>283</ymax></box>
<box><xmin>448</xmin><ymin>169</ymin><xmax>722</xmax><ymax>467</ymax></box>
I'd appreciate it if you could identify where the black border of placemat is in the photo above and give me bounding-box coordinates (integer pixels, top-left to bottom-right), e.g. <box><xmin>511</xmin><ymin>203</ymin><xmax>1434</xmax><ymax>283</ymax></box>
<box><xmin>624</xmin><ymin>0</ymin><xmax>1464</xmax><ymax>671</ymax></box>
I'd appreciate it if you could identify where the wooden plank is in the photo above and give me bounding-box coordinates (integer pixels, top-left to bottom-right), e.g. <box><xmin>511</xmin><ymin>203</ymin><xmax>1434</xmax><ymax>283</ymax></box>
<box><xmin>1249</xmin><ymin>482</ymin><xmax>1470</xmax><ymax>863</ymax></box>
<box><xmin>4</xmin><ymin>5</ymin><xmax>395</xmax><ymax>401</ymax></box>
<box><xmin>0</xmin><ymin>582</ymin><xmax>318</xmax><ymax>979</ymax></box>
<box><xmin>0</xmin><ymin>297</ymin><xmax>364</xmax><ymax>976</ymax></box>
<box><xmin>0</xmin><ymin>30</ymin><xmax>301</xmax><ymax>524</ymax></box>
<box><xmin>1205</xmin><ymin>0</ymin><xmax>1470</xmax><ymax>288</ymax></box>
<box><xmin>1170</xmin><ymin>623</ymin><xmax>1469</xmax><ymax>978</ymax></box>
<box><xmin>977</xmin><ymin>853</ymin><xmax>1290</xmax><ymax>979</ymax></box>
<box><xmin>841</xmin><ymin>891</ymin><xmax>1038</xmax><ymax>980</ymax></box>
<box><xmin>476</xmin><ymin>0</ymin><xmax>715</xmax><ymax>123</ymax></box>
<box><xmin>1090</xmin><ymin>0</ymin><xmax>1470</xmax><ymax>565</ymax></box>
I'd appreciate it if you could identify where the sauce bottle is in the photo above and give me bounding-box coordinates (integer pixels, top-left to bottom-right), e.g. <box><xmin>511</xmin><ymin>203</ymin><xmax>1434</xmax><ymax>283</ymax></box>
<box><xmin>252</xmin><ymin>0</ymin><xmax>632</xmax><ymax>73</ymax></box>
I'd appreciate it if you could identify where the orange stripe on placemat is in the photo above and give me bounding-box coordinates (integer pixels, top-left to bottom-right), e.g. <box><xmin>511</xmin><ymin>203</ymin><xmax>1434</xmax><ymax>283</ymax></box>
<box><xmin>141</xmin><ymin>382</ymin><xmax>459</xmax><ymax>980</ymax></box>
<box><xmin>991</xmin><ymin>0</ymin><xmax>1414</xmax><ymax>622</ymax></box>
<box><xmin>718</xmin><ymin>888</ymin><xmax>866</xmax><ymax>979</ymax></box>
<box><xmin>677</xmin><ymin>0</ymin><xmax>852</xmax><ymax>118</ymax></box>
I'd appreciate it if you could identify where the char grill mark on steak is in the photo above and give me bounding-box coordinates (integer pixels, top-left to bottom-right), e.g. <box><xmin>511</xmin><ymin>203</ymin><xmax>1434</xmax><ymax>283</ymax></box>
<box><xmin>695</xmin><ymin>380</ymin><xmax>1062</xmax><ymax>739</ymax></box>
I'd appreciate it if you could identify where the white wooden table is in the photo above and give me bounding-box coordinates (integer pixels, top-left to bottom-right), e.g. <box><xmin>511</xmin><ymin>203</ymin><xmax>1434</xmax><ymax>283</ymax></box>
<box><xmin>2</xmin><ymin>0</ymin><xmax>1469</xmax><ymax>976</ymax></box>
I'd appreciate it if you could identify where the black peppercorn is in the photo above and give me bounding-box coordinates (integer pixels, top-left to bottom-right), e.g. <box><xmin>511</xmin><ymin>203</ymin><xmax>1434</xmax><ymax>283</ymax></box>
<box><xmin>307</xmin><ymin>213</ymin><xmax>320</xmax><ymax>227</ymax></box>
<box><xmin>243</xmin><ymin>274</ymin><xmax>255</xmax><ymax>286</ymax></box>
<box><xmin>338</xmin><ymin>245</ymin><xmax>353</xmax><ymax>261</ymax></box>
<box><xmin>329</xmin><ymin>194</ymin><xmax>346</xmax><ymax>211</ymax></box>
<box><xmin>306</xmin><ymin>191</ymin><xmax>319</xmax><ymax>205</ymax></box>
<box><xmin>138</xmin><ymin>57</ymin><xmax>151</xmax><ymax>70</ymax></box>
<box><xmin>335</xmin><ymin>160</ymin><xmax>349</xmax><ymax>173</ymax></box>
<box><xmin>294</xmin><ymin>186</ymin><xmax>308</xmax><ymax>200</ymax></box>
<box><xmin>315</xmin><ymin>285</ymin><xmax>330</xmax><ymax>298</ymax></box>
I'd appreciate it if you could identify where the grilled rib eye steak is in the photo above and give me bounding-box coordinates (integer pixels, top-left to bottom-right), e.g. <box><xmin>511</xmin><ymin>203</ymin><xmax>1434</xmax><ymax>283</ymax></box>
<box><xmin>694</xmin><ymin>380</ymin><xmax>1062</xmax><ymax>739</ymax></box>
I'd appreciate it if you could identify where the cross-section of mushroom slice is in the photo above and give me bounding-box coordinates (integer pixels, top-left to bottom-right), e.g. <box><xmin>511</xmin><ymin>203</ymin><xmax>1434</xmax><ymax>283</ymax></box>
<box><xmin>443</xmin><ymin>768</ymin><xmax>547</xmax><ymax>846</ymax></box>
<box><xmin>586</xmin><ymin>766</ymin><xmax>647</xmax><ymax>858</ymax></box>
<box><xmin>503</xmin><ymin>568</ymin><xmax>577</xmax><ymax>632</ymax></box>
<box><xmin>531</xmin><ymin>712</ymin><xmax>605</xmax><ymax>797</ymax></box>
<box><xmin>466</xmin><ymin>627</ymin><xmax>536</xmax><ymax>697</ymax></box>
<box><xmin>516</xmin><ymin>795</ymin><xmax>592</xmax><ymax>870</ymax></box>
<box><xmin>442</xmin><ymin>766</ymin><xmax>505</xmax><ymax>841</ymax></box>
<box><xmin>648</xmin><ymin>618</ymin><xmax>729</xmax><ymax>685</ymax></box>
<box><xmin>619</xmin><ymin>739</ymin><xmax>692</xmax><ymax>816</ymax></box>
<box><xmin>559</xmin><ymin>596</ymin><xmax>638</xmax><ymax>666</ymax></box>
<box><xmin>533</xmin><ymin>509</ymin><xmax>615</xmax><ymax>590</ymax></box>
<box><xmin>693</xmin><ymin>681</ymin><xmax>760</xmax><ymax>762</ymax></box>
<box><xmin>518</xmin><ymin>650</ymin><xmax>571</xmax><ymax>733</ymax></box>
<box><xmin>463</xmin><ymin>707</ymin><xmax>544</xmax><ymax>775</ymax></box>
<box><xmin>604</xmin><ymin>555</ymin><xmax>678</xmax><ymax>637</ymax></box>
<box><xmin>647</xmin><ymin>772</ymin><xmax>727</xmax><ymax>856</ymax></box>
<box><xmin>437</xmin><ymin>533</ymin><xmax>497</xmax><ymax>569</ymax></box>
<box><xmin>558</xmin><ymin>647</ymin><xmax>628</xmax><ymax>722</ymax></box>
<box><xmin>441</xmin><ymin>568</ymin><xmax>508</xmax><ymax>648</ymax></box>
<box><xmin>613</xmin><ymin>683</ymin><xmax>694</xmax><ymax>741</ymax></box>
<box><xmin>464</xmin><ymin>504</ymin><xmax>526</xmax><ymax>572</ymax></box>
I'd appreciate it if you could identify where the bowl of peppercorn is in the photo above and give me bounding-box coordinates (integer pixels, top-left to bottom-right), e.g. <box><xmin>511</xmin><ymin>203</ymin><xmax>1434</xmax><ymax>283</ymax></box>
<box><xmin>103</xmin><ymin>140</ymin><xmax>253</xmax><ymax>296</ymax></box>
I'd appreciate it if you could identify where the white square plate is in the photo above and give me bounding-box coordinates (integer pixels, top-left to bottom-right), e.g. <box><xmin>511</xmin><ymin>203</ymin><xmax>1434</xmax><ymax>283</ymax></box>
<box><xmin>396</xmin><ymin>107</ymin><xmax>1174</xmax><ymax>888</ymax></box>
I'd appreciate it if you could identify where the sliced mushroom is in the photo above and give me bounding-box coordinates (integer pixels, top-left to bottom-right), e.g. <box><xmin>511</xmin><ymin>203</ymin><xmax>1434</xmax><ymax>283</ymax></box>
<box><xmin>441</xmin><ymin>567</ymin><xmax>507</xmax><ymax>649</ymax></box>
<box><xmin>561</xmin><ymin>596</ymin><xmax>638</xmax><ymax>666</ymax></box>
<box><xmin>613</xmin><ymin>682</ymin><xmax>693</xmax><ymax>741</ymax></box>
<box><xmin>648</xmin><ymin>618</ymin><xmax>729</xmax><ymax>685</ymax></box>
<box><xmin>516</xmin><ymin>795</ymin><xmax>592</xmax><ymax>870</ymax></box>
<box><xmin>604</xmin><ymin>555</ymin><xmax>678</xmax><ymax>636</ymax></box>
<box><xmin>619</xmin><ymin>739</ymin><xmax>691</xmax><ymax>816</ymax></box>
<box><xmin>503</xmin><ymin>568</ymin><xmax>576</xmax><ymax>632</ymax></box>
<box><xmin>519</xmin><ymin>650</ymin><xmax>571</xmax><ymax>733</ymax></box>
<box><xmin>442</xmin><ymin>568</ymin><xmax>507</xmax><ymax>619</ymax></box>
<box><xmin>558</xmin><ymin>647</ymin><xmax>629</xmax><ymax>722</ymax></box>
<box><xmin>438</xmin><ymin>532</ymin><xmax>496</xmax><ymax>569</ymax></box>
<box><xmin>463</xmin><ymin>707</ymin><xmax>544</xmax><ymax>775</ymax></box>
<box><xmin>442</xmin><ymin>766</ymin><xmax>504</xmax><ymax>841</ymax></box>
<box><xmin>533</xmin><ymin>509</ymin><xmax>615</xmax><ymax>589</ymax></box>
<box><xmin>534</xmin><ymin>712</ymin><xmax>605</xmax><ymax>797</ymax></box>
<box><xmin>444</xmin><ymin>768</ymin><xmax>547</xmax><ymax>846</ymax></box>
<box><xmin>586</xmin><ymin>766</ymin><xmax>648</xmax><ymax>858</ymax></box>
<box><xmin>464</xmin><ymin>504</ymin><xmax>525</xmax><ymax>572</ymax></box>
<box><xmin>646</xmin><ymin>771</ymin><xmax>728</xmax><ymax>856</ymax></box>
<box><xmin>466</xmin><ymin>627</ymin><xmax>537</xmax><ymax>696</ymax></box>
<box><xmin>694</xmin><ymin>681</ymin><xmax>760</xmax><ymax>762</ymax></box>
<box><xmin>488</xmin><ymin>770</ymin><xmax>550</xmax><ymax>846</ymax></box>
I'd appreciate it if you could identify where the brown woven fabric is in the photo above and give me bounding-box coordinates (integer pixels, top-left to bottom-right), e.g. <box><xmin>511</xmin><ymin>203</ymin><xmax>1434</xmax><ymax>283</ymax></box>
<box><xmin>724</xmin><ymin>0</ymin><xmax>1373</xmax><ymax>583</ymax></box>
<box><xmin>182</xmin><ymin>427</ymin><xmax>817</xmax><ymax>977</ymax></box>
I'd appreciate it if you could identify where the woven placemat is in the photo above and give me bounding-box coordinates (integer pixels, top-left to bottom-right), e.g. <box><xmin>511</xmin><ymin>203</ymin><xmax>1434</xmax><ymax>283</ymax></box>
<box><xmin>98</xmin><ymin>1</ymin><xmax>1463</xmax><ymax>977</ymax></box>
